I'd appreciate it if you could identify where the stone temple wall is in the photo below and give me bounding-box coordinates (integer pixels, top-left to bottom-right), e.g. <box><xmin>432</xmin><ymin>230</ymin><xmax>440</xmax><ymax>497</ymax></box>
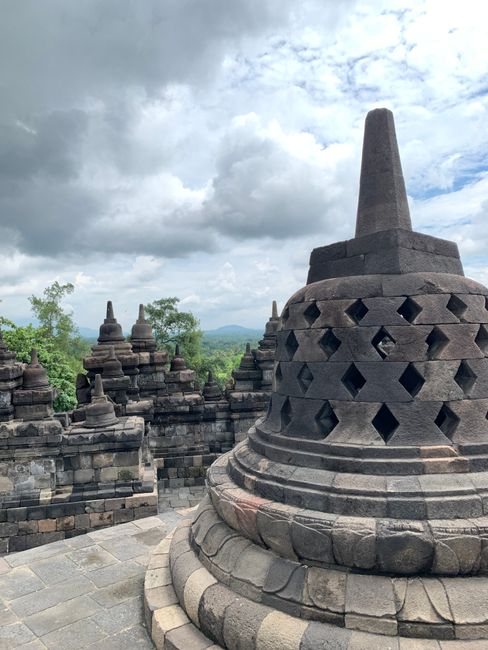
<box><xmin>0</xmin><ymin>353</ymin><xmax>157</xmax><ymax>553</ymax></box>
<box><xmin>75</xmin><ymin>301</ymin><xmax>278</xmax><ymax>489</ymax></box>
<box><xmin>0</xmin><ymin>303</ymin><xmax>277</xmax><ymax>552</ymax></box>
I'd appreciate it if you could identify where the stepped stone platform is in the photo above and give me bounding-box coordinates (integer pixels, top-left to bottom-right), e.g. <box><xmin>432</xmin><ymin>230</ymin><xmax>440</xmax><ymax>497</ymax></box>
<box><xmin>147</xmin><ymin>108</ymin><xmax>488</xmax><ymax>649</ymax></box>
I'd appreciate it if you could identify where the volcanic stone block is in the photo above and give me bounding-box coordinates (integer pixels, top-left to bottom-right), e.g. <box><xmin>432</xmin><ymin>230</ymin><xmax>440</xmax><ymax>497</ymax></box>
<box><xmin>256</xmin><ymin>502</ymin><xmax>297</xmax><ymax>560</ymax></box>
<box><xmin>332</xmin><ymin>516</ymin><xmax>376</xmax><ymax>569</ymax></box>
<box><xmin>328</xmin><ymin>327</ymin><xmax>381</xmax><ymax>362</ymax></box>
<box><xmin>304</xmin><ymin>363</ymin><xmax>355</xmax><ymax>400</ymax></box>
<box><xmin>314</xmin><ymin>300</ymin><xmax>361</xmax><ymax>329</ymax></box>
<box><xmin>222</xmin><ymin>598</ymin><xmax>270</xmax><ymax>650</ymax></box>
<box><xmin>290</xmin><ymin>511</ymin><xmax>337</xmax><ymax>564</ymax></box>
<box><xmin>359</xmin><ymin>297</ymin><xmax>409</xmax><ymax>326</ymax></box>
<box><xmin>386</xmin><ymin>402</ymin><xmax>450</xmax><ymax>446</ymax></box>
<box><xmin>376</xmin><ymin>520</ymin><xmax>434</xmax><ymax>574</ymax></box>
<box><xmin>198</xmin><ymin>583</ymin><xmax>237</xmax><ymax>646</ymax></box>
<box><xmin>351</xmin><ymin>362</ymin><xmax>411</xmax><ymax>402</ymax></box>
<box><xmin>412</xmin><ymin>361</ymin><xmax>464</xmax><ymax>401</ymax></box>
<box><xmin>306</xmin><ymin>567</ymin><xmax>347</xmax><ymax>615</ymax></box>
<box><xmin>326</xmin><ymin>401</ymin><xmax>385</xmax><ymax>446</ymax></box>
<box><xmin>446</xmin><ymin>399</ymin><xmax>488</xmax><ymax>443</ymax></box>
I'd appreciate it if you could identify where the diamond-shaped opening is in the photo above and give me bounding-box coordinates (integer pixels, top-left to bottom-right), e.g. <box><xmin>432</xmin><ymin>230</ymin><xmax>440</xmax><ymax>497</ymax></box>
<box><xmin>446</xmin><ymin>294</ymin><xmax>467</xmax><ymax>320</ymax></box>
<box><xmin>475</xmin><ymin>324</ymin><xmax>488</xmax><ymax>354</ymax></box>
<box><xmin>319</xmin><ymin>329</ymin><xmax>341</xmax><ymax>359</ymax></box>
<box><xmin>434</xmin><ymin>403</ymin><xmax>459</xmax><ymax>438</ymax></box>
<box><xmin>274</xmin><ymin>362</ymin><xmax>283</xmax><ymax>388</ymax></box>
<box><xmin>281</xmin><ymin>397</ymin><xmax>292</xmax><ymax>429</ymax></box>
<box><xmin>281</xmin><ymin>306</ymin><xmax>290</xmax><ymax>324</ymax></box>
<box><xmin>372</xmin><ymin>327</ymin><xmax>396</xmax><ymax>359</ymax></box>
<box><xmin>303</xmin><ymin>302</ymin><xmax>321</xmax><ymax>326</ymax></box>
<box><xmin>372</xmin><ymin>404</ymin><xmax>399</xmax><ymax>443</ymax></box>
<box><xmin>284</xmin><ymin>330</ymin><xmax>299</xmax><ymax>360</ymax></box>
<box><xmin>485</xmin><ymin>296</ymin><xmax>488</xmax><ymax>312</ymax></box>
<box><xmin>316</xmin><ymin>401</ymin><xmax>338</xmax><ymax>438</ymax></box>
<box><xmin>399</xmin><ymin>363</ymin><xmax>425</xmax><ymax>397</ymax></box>
<box><xmin>397</xmin><ymin>297</ymin><xmax>422</xmax><ymax>323</ymax></box>
<box><xmin>454</xmin><ymin>360</ymin><xmax>477</xmax><ymax>395</ymax></box>
<box><xmin>345</xmin><ymin>299</ymin><xmax>369</xmax><ymax>324</ymax></box>
<box><xmin>297</xmin><ymin>364</ymin><xmax>313</xmax><ymax>394</ymax></box>
<box><xmin>426</xmin><ymin>326</ymin><xmax>449</xmax><ymax>359</ymax></box>
<box><xmin>341</xmin><ymin>363</ymin><xmax>366</xmax><ymax>397</ymax></box>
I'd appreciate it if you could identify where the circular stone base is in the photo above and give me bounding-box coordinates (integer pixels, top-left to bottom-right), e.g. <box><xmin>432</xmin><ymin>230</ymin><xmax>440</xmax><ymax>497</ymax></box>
<box><xmin>144</xmin><ymin>516</ymin><xmax>488</xmax><ymax>649</ymax></box>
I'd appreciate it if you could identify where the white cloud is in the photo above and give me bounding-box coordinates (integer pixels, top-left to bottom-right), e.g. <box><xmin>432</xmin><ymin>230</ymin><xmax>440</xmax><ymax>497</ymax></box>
<box><xmin>0</xmin><ymin>1</ymin><xmax>488</xmax><ymax>330</ymax></box>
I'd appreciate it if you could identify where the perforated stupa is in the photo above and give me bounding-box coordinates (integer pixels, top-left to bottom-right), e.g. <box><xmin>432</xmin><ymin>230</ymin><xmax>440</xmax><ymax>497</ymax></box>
<box><xmin>153</xmin><ymin>109</ymin><xmax>488</xmax><ymax>648</ymax></box>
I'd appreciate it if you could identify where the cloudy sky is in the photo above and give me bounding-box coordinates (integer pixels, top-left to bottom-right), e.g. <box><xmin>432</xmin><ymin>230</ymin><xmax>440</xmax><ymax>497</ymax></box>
<box><xmin>1</xmin><ymin>0</ymin><xmax>487</xmax><ymax>332</ymax></box>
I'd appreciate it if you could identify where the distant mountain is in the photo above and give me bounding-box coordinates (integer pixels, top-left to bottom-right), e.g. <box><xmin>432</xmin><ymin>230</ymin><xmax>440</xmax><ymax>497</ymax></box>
<box><xmin>78</xmin><ymin>326</ymin><xmax>99</xmax><ymax>339</ymax></box>
<box><xmin>204</xmin><ymin>325</ymin><xmax>262</xmax><ymax>337</ymax></box>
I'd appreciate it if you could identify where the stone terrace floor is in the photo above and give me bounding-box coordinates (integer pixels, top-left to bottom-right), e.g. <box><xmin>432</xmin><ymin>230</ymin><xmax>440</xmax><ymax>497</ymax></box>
<box><xmin>0</xmin><ymin>485</ymin><xmax>206</xmax><ymax>649</ymax></box>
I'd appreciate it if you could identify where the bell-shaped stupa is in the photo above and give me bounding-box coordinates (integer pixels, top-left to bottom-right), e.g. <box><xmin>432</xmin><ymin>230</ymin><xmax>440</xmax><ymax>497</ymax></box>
<box><xmin>152</xmin><ymin>109</ymin><xmax>488</xmax><ymax>648</ymax></box>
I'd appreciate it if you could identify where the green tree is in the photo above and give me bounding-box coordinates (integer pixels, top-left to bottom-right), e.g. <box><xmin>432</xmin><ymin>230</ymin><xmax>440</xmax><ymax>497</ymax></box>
<box><xmin>29</xmin><ymin>281</ymin><xmax>75</xmax><ymax>353</ymax></box>
<box><xmin>145</xmin><ymin>297</ymin><xmax>203</xmax><ymax>371</ymax></box>
<box><xmin>1</xmin><ymin>322</ymin><xmax>77</xmax><ymax>411</ymax></box>
<box><xmin>1</xmin><ymin>282</ymin><xmax>91</xmax><ymax>411</ymax></box>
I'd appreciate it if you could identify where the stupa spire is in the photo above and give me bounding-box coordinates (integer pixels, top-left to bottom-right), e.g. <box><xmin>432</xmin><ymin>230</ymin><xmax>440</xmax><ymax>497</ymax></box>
<box><xmin>106</xmin><ymin>300</ymin><xmax>115</xmax><ymax>320</ymax></box>
<box><xmin>355</xmin><ymin>108</ymin><xmax>412</xmax><ymax>237</ymax></box>
<box><xmin>271</xmin><ymin>300</ymin><xmax>278</xmax><ymax>319</ymax></box>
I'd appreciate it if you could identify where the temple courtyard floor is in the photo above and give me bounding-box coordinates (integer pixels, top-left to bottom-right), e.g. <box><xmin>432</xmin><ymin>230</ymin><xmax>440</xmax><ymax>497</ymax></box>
<box><xmin>0</xmin><ymin>486</ymin><xmax>206</xmax><ymax>649</ymax></box>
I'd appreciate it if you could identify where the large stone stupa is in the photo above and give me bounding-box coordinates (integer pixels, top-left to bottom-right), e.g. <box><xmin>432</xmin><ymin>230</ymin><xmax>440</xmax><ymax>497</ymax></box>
<box><xmin>146</xmin><ymin>109</ymin><xmax>488</xmax><ymax>649</ymax></box>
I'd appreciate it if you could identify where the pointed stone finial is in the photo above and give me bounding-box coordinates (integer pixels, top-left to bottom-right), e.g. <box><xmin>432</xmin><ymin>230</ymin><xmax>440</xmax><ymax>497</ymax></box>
<box><xmin>138</xmin><ymin>304</ymin><xmax>145</xmax><ymax>322</ymax></box>
<box><xmin>272</xmin><ymin>301</ymin><xmax>278</xmax><ymax>319</ymax></box>
<box><xmin>106</xmin><ymin>301</ymin><xmax>115</xmax><ymax>320</ymax></box>
<box><xmin>84</xmin><ymin>373</ymin><xmax>117</xmax><ymax>428</ymax></box>
<box><xmin>93</xmin><ymin>373</ymin><xmax>104</xmax><ymax>397</ymax></box>
<box><xmin>202</xmin><ymin>369</ymin><xmax>222</xmax><ymax>401</ymax></box>
<box><xmin>22</xmin><ymin>348</ymin><xmax>50</xmax><ymax>389</ymax></box>
<box><xmin>355</xmin><ymin>108</ymin><xmax>412</xmax><ymax>238</ymax></box>
<box><xmin>170</xmin><ymin>344</ymin><xmax>186</xmax><ymax>371</ymax></box>
<box><xmin>245</xmin><ymin>342</ymin><xmax>251</xmax><ymax>354</ymax></box>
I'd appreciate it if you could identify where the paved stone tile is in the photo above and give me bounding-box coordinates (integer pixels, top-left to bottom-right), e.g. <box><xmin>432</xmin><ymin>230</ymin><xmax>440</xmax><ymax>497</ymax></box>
<box><xmin>66</xmin><ymin>545</ymin><xmax>118</xmax><ymax>572</ymax></box>
<box><xmin>90</xmin><ymin>575</ymin><xmax>144</xmax><ymax>608</ymax></box>
<box><xmin>0</xmin><ymin>567</ymin><xmax>45</xmax><ymax>600</ymax></box>
<box><xmin>15</xmin><ymin>640</ymin><xmax>47</xmax><ymax>649</ymax></box>
<box><xmin>88</xmin><ymin>559</ymin><xmax>143</xmax><ymax>588</ymax></box>
<box><xmin>86</xmin><ymin>624</ymin><xmax>154</xmax><ymax>650</ymax></box>
<box><xmin>0</xmin><ymin>488</ymin><xmax>200</xmax><ymax>650</ymax></box>
<box><xmin>30</xmin><ymin>555</ymin><xmax>83</xmax><ymax>586</ymax></box>
<box><xmin>63</xmin><ymin>535</ymin><xmax>96</xmax><ymax>551</ymax></box>
<box><xmin>0</xmin><ymin>557</ymin><xmax>11</xmax><ymax>574</ymax></box>
<box><xmin>5</xmin><ymin>541</ymin><xmax>69</xmax><ymax>568</ymax></box>
<box><xmin>132</xmin><ymin>527</ymin><xmax>166</xmax><ymax>547</ymax></box>
<box><xmin>87</xmin><ymin>522</ymin><xmax>140</xmax><ymax>542</ymax></box>
<box><xmin>23</xmin><ymin>594</ymin><xmax>100</xmax><ymax>636</ymax></box>
<box><xmin>9</xmin><ymin>575</ymin><xmax>94</xmax><ymax>618</ymax></box>
<box><xmin>132</xmin><ymin>516</ymin><xmax>164</xmax><ymax>531</ymax></box>
<box><xmin>0</xmin><ymin>621</ymin><xmax>37</xmax><ymax>648</ymax></box>
<box><xmin>40</xmin><ymin>617</ymin><xmax>106</xmax><ymax>649</ymax></box>
<box><xmin>89</xmin><ymin>596</ymin><xmax>144</xmax><ymax>635</ymax></box>
<box><xmin>98</xmin><ymin>536</ymin><xmax>148</xmax><ymax>561</ymax></box>
<box><xmin>0</xmin><ymin>604</ymin><xmax>19</xmax><ymax>626</ymax></box>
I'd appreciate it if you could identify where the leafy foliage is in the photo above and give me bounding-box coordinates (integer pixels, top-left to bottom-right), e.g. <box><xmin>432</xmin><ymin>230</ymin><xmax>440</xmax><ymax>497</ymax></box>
<box><xmin>145</xmin><ymin>297</ymin><xmax>203</xmax><ymax>371</ymax></box>
<box><xmin>1</xmin><ymin>282</ymin><xmax>90</xmax><ymax>412</ymax></box>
